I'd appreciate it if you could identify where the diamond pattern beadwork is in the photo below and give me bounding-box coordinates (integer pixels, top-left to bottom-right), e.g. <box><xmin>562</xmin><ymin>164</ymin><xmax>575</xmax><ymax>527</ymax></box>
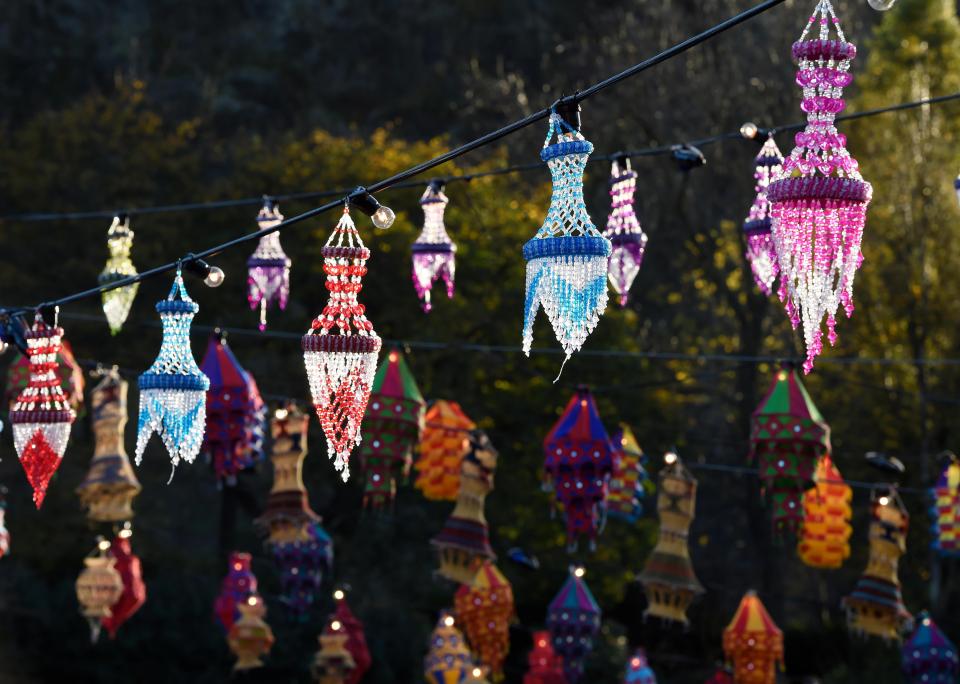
<box><xmin>743</xmin><ymin>136</ymin><xmax>784</xmax><ymax>296</ymax></box>
<box><xmin>603</xmin><ymin>158</ymin><xmax>648</xmax><ymax>307</ymax></box>
<box><xmin>411</xmin><ymin>183</ymin><xmax>456</xmax><ymax>312</ymax></box>
<box><xmin>247</xmin><ymin>201</ymin><xmax>291</xmax><ymax>331</ymax></box>
<box><xmin>98</xmin><ymin>215</ymin><xmax>139</xmax><ymax>335</ymax></box>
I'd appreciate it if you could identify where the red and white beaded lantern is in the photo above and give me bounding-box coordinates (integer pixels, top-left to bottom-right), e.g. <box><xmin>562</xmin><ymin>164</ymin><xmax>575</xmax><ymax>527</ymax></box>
<box><xmin>302</xmin><ymin>208</ymin><xmax>382</xmax><ymax>481</ymax></box>
<box><xmin>10</xmin><ymin>313</ymin><xmax>76</xmax><ymax>508</ymax></box>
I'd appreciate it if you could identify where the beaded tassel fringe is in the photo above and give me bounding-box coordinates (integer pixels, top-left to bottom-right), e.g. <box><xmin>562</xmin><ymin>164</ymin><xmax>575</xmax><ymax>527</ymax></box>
<box><xmin>98</xmin><ymin>215</ymin><xmax>139</xmax><ymax>334</ymax></box>
<box><xmin>412</xmin><ymin>182</ymin><xmax>456</xmax><ymax>312</ymax></box>
<box><xmin>744</xmin><ymin>136</ymin><xmax>784</xmax><ymax>296</ymax></box>
<box><xmin>604</xmin><ymin>157</ymin><xmax>648</xmax><ymax>307</ymax></box>
<box><xmin>247</xmin><ymin>201</ymin><xmax>291</xmax><ymax>331</ymax></box>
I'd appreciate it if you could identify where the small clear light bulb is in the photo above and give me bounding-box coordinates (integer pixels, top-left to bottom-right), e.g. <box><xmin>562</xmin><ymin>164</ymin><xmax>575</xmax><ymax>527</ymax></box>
<box><xmin>372</xmin><ymin>205</ymin><xmax>396</xmax><ymax>230</ymax></box>
<box><xmin>740</xmin><ymin>122</ymin><xmax>759</xmax><ymax>139</ymax></box>
<box><xmin>204</xmin><ymin>266</ymin><xmax>226</xmax><ymax>288</ymax></box>
<box><xmin>867</xmin><ymin>0</ymin><xmax>896</xmax><ymax>9</ymax></box>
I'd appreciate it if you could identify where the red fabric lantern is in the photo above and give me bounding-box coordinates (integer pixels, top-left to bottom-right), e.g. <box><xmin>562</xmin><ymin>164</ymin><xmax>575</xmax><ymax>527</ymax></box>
<box><xmin>524</xmin><ymin>630</ymin><xmax>567</xmax><ymax>684</ymax></box>
<box><xmin>102</xmin><ymin>534</ymin><xmax>146</xmax><ymax>639</ymax></box>
<box><xmin>331</xmin><ymin>591</ymin><xmax>371</xmax><ymax>684</ymax></box>
<box><xmin>455</xmin><ymin>561</ymin><xmax>514</xmax><ymax>679</ymax></box>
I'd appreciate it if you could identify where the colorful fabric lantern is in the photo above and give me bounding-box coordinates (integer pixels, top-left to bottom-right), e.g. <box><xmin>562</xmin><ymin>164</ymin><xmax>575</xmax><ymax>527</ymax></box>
<box><xmin>931</xmin><ymin>457</ymin><xmax>960</xmax><ymax>557</ymax></box>
<box><xmin>302</xmin><ymin>208</ymin><xmax>382</xmax><ymax>481</ymax></box>
<box><xmin>604</xmin><ymin>157</ymin><xmax>648</xmax><ymax>307</ymax></box>
<box><xmin>522</xmin><ymin>110</ymin><xmax>611</xmax><ymax>359</ymax></box>
<box><xmin>412</xmin><ymin>181</ymin><xmax>457</xmax><ymax>312</ymax></box>
<box><xmin>743</xmin><ymin>136</ymin><xmax>784</xmax><ymax>296</ymax></box>
<box><xmin>797</xmin><ymin>454</ymin><xmax>852</xmax><ymax>568</ymax></box>
<box><xmin>543</xmin><ymin>388</ymin><xmax>614</xmax><ymax>551</ymax></box>
<box><xmin>357</xmin><ymin>348</ymin><xmax>425</xmax><ymax>509</ymax></box>
<box><xmin>330</xmin><ymin>590</ymin><xmax>372</xmax><ymax>684</ymax></box>
<box><xmin>76</xmin><ymin>540</ymin><xmax>124</xmax><ymax>642</ymax></box>
<box><xmin>523</xmin><ymin>631</ymin><xmax>567</xmax><ymax>684</ymax></box>
<box><xmin>607</xmin><ymin>424</ymin><xmax>651</xmax><ymax>524</ymax></box>
<box><xmin>432</xmin><ymin>429</ymin><xmax>498</xmax><ymax>584</ymax></box>
<box><xmin>227</xmin><ymin>595</ymin><xmax>275</xmax><ymax>671</ymax></box>
<box><xmin>546</xmin><ymin>567</ymin><xmax>601</xmax><ymax>684</ymax></box>
<box><xmin>214</xmin><ymin>551</ymin><xmax>261</xmax><ymax>633</ymax></box>
<box><xmin>722</xmin><ymin>591</ymin><xmax>784</xmax><ymax>684</ymax></box>
<box><xmin>135</xmin><ymin>268</ymin><xmax>209</xmax><ymax>473</ymax></box>
<box><xmin>749</xmin><ymin>365</ymin><xmax>830</xmax><ymax>536</ymax></box>
<box><xmin>454</xmin><ymin>561</ymin><xmax>514</xmax><ymax>679</ymax></box>
<box><xmin>4</xmin><ymin>336</ymin><xmax>84</xmax><ymax>414</ymax></box>
<box><xmin>101</xmin><ymin>533</ymin><xmax>146</xmax><ymax>639</ymax></box>
<box><xmin>638</xmin><ymin>453</ymin><xmax>704</xmax><ymax>626</ymax></box>
<box><xmin>99</xmin><ymin>214</ymin><xmax>139</xmax><ymax>334</ymax></box>
<box><xmin>200</xmin><ymin>333</ymin><xmax>266</xmax><ymax>484</ymax></box>
<box><xmin>312</xmin><ymin>616</ymin><xmax>357</xmax><ymax>684</ymax></box>
<box><xmin>624</xmin><ymin>649</ymin><xmax>656</xmax><ymax>684</ymax></box>
<box><xmin>902</xmin><ymin>611</ymin><xmax>959</xmax><ymax>683</ymax></box>
<box><xmin>425</xmin><ymin>612</ymin><xmax>473</xmax><ymax>684</ymax></box>
<box><xmin>768</xmin><ymin>0</ymin><xmax>872</xmax><ymax>373</ymax></box>
<box><xmin>76</xmin><ymin>370</ymin><xmax>141</xmax><ymax>523</ymax></box>
<box><xmin>843</xmin><ymin>487</ymin><xmax>912</xmax><ymax>642</ymax></box>
<box><xmin>247</xmin><ymin>200</ymin><xmax>291</xmax><ymax>331</ymax></box>
<box><xmin>415</xmin><ymin>400</ymin><xmax>475</xmax><ymax>501</ymax></box>
<box><xmin>9</xmin><ymin>314</ymin><xmax>77</xmax><ymax>508</ymax></box>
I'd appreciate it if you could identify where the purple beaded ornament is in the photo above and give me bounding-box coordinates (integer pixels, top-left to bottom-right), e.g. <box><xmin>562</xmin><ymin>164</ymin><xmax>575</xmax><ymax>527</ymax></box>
<box><xmin>604</xmin><ymin>157</ymin><xmax>648</xmax><ymax>307</ymax></box>
<box><xmin>768</xmin><ymin>0</ymin><xmax>872</xmax><ymax>374</ymax></box>
<box><xmin>412</xmin><ymin>181</ymin><xmax>456</xmax><ymax>313</ymax></box>
<box><xmin>247</xmin><ymin>199</ymin><xmax>291</xmax><ymax>331</ymax></box>
<box><xmin>743</xmin><ymin>136</ymin><xmax>784</xmax><ymax>296</ymax></box>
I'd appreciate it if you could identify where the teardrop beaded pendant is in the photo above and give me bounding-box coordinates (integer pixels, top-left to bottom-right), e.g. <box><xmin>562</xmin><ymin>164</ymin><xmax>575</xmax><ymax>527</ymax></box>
<box><xmin>411</xmin><ymin>181</ymin><xmax>456</xmax><ymax>312</ymax></box>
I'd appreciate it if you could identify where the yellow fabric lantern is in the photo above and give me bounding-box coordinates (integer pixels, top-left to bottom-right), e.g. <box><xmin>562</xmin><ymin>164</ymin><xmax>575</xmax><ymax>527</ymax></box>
<box><xmin>228</xmin><ymin>596</ymin><xmax>275</xmax><ymax>671</ymax></box>
<box><xmin>797</xmin><ymin>454</ymin><xmax>852</xmax><ymax>568</ymax></box>
<box><xmin>415</xmin><ymin>401</ymin><xmax>475</xmax><ymax>501</ymax></box>
<box><xmin>312</xmin><ymin>618</ymin><xmax>357</xmax><ymax>684</ymax></box>
<box><xmin>424</xmin><ymin>612</ymin><xmax>474</xmax><ymax>684</ymax></box>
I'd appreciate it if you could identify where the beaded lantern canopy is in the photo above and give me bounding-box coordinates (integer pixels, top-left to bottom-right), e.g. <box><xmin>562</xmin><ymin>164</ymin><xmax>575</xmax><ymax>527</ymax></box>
<box><xmin>931</xmin><ymin>457</ymin><xmax>960</xmax><ymax>557</ymax></box>
<box><xmin>9</xmin><ymin>314</ymin><xmax>77</xmax><ymax>508</ymax></box>
<box><xmin>228</xmin><ymin>596</ymin><xmax>275</xmax><ymax>671</ymax></box>
<box><xmin>200</xmin><ymin>333</ymin><xmax>267</xmax><ymax>484</ymax></box>
<box><xmin>412</xmin><ymin>181</ymin><xmax>457</xmax><ymax>312</ymax></box>
<box><xmin>743</xmin><ymin>136</ymin><xmax>785</xmax><ymax>296</ymax></box>
<box><xmin>797</xmin><ymin>454</ymin><xmax>852</xmax><ymax>568</ymax></box>
<box><xmin>425</xmin><ymin>612</ymin><xmax>474</xmax><ymax>684</ymax></box>
<box><xmin>722</xmin><ymin>591</ymin><xmax>784</xmax><ymax>684</ymax></box>
<box><xmin>623</xmin><ymin>649</ymin><xmax>657</xmax><ymax>684</ymax></box>
<box><xmin>101</xmin><ymin>533</ymin><xmax>146</xmax><ymax>639</ymax></box>
<box><xmin>750</xmin><ymin>365</ymin><xmax>830</xmax><ymax>537</ymax></box>
<box><xmin>902</xmin><ymin>611</ymin><xmax>959</xmax><ymax>684</ymax></box>
<box><xmin>247</xmin><ymin>200</ymin><xmax>291</xmax><ymax>331</ymax></box>
<box><xmin>523</xmin><ymin>631</ymin><xmax>567</xmax><ymax>684</ymax></box>
<box><xmin>214</xmin><ymin>551</ymin><xmax>262</xmax><ymax>633</ymax></box>
<box><xmin>546</xmin><ymin>567</ymin><xmax>601</xmax><ymax>684</ymax></box>
<box><xmin>5</xmin><ymin>332</ymin><xmax>84</xmax><ymax>414</ymax></box>
<box><xmin>543</xmin><ymin>388</ymin><xmax>614</xmax><ymax>552</ymax></box>
<box><xmin>523</xmin><ymin>110</ymin><xmax>611</xmax><ymax>359</ymax></box>
<box><xmin>415</xmin><ymin>400</ymin><xmax>475</xmax><ymax>501</ymax></box>
<box><xmin>99</xmin><ymin>215</ymin><xmax>139</xmax><ymax>334</ymax></box>
<box><xmin>607</xmin><ymin>424</ymin><xmax>651</xmax><ymax>524</ymax></box>
<box><xmin>604</xmin><ymin>157</ymin><xmax>648</xmax><ymax>307</ymax></box>
<box><xmin>768</xmin><ymin>0</ymin><xmax>872</xmax><ymax>373</ymax></box>
<box><xmin>356</xmin><ymin>349</ymin><xmax>425</xmax><ymax>510</ymax></box>
<box><xmin>454</xmin><ymin>560</ymin><xmax>515</xmax><ymax>680</ymax></box>
<box><xmin>302</xmin><ymin>208</ymin><xmax>382</xmax><ymax>481</ymax></box>
<box><xmin>75</xmin><ymin>540</ymin><xmax>124</xmax><ymax>642</ymax></box>
<box><xmin>135</xmin><ymin>268</ymin><xmax>209</xmax><ymax>473</ymax></box>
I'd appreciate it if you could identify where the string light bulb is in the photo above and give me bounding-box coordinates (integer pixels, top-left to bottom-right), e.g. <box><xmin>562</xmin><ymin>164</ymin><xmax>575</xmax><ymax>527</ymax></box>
<box><xmin>740</xmin><ymin>122</ymin><xmax>759</xmax><ymax>139</ymax></box>
<box><xmin>867</xmin><ymin>0</ymin><xmax>896</xmax><ymax>9</ymax></box>
<box><xmin>204</xmin><ymin>266</ymin><xmax>226</xmax><ymax>288</ymax></box>
<box><xmin>348</xmin><ymin>187</ymin><xmax>396</xmax><ymax>230</ymax></box>
<box><xmin>664</xmin><ymin>451</ymin><xmax>678</xmax><ymax>465</ymax></box>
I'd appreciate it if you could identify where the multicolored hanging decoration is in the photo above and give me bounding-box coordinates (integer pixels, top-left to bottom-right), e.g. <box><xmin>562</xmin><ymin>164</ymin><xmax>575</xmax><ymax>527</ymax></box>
<box><xmin>412</xmin><ymin>181</ymin><xmax>457</xmax><ymax>312</ymax></box>
<box><xmin>638</xmin><ymin>452</ymin><xmax>704</xmax><ymax>626</ymax></box>
<box><xmin>432</xmin><ymin>429</ymin><xmax>498</xmax><ymax>584</ymax></box>
<box><xmin>607</xmin><ymin>424</ymin><xmax>651</xmax><ymax>524</ymax></box>
<box><xmin>623</xmin><ymin>649</ymin><xmax>657</xmax><ymax>684</ymax></box>
<box><xmin>604</xmin><ymin>157</ymin><xmax>648</xmax><ymax>307</ymax></box>
<box><xmin>797</xmin><ymin>454</ymin><xmax>852</xmax><ymax>568</ymax></box>
<box><xmin>843</xmin><ymin>487</ymin><xmax>913</xmax><ymax>642</ymax></box>
<box><xmin>247</xmin><ymin>199</ymin><xmax>291</xmax><ymax>331</ymax></box>
<box><xmin>98</xmin><ymin>214</ymin><xmax>139</xmax><ymax>334</ymax></box>
<box><xmin>227</xmin><ymin>595</ymin><xmax>275</xmax><ymax>671</ymax></box>
<box><xmin>424</xmin><ymin>612</ymin><xmax>474</xmax><ymax>684</ymax></box>
<box><xmin>200</xmin><ymin>333</ymin><xmax>266</xmax><ymax>485</ymax></box>
<box><xmin>135</xmin><ymin>268</ymin><xmax>209</xmax><ymax>472</ymax></box>
<box><xmin>543</xmin><ymin>387</ymin><xmax>614</xmax><ymax>552</ymax></box>
<box><xmin>902</xmin><ymin>611</ymin><xmax>959</xmax><ymax>683</ymax></box>
<box><xmin>0</xmin><ymin>489</ymin><xmax>9</xmax><ymax>559</ymax></box>
<box><xmin>546</xmin><ymin>567</ymin><xmax>601</xmax><ymax>684</ymax></box>
<box><xmin>749</xmin><ymin>365</ymin><xmax>830</xmax><ymax>536</ymax></box>
<box><xmin>76</xmin><ymin>370</ymin><xmax>142</xmax><ymax>522</ymax></box>
<box><xmin>5</xmin><ymin>331</ymin><xmax>84</xmax><ymax>414</ymax></box>
<box><xmin>101</xmin><ymin>531</ymin><xmax>146</xmax><ymax>639</ymax></box>
<box><xmin>522</xmin><ymin>110</ymin><xmax>611</xmax><ymax>359</ymax></box>
<box><xmin>9</xmin><ymin>314</ymin><xmax>77</xmax><ymax>508</ymax></box>
<box><xmin>415</xmin><ymin>400</ymin><xmax>475</xmax><ymax>501</ymax></box>
<box><xmin>743</xmin><ymin>136</ymin><xmax>784</xmax><ymax>296</ymax></box>
<box><xmin>312</xmin><ymin>615</ymin><xmax>358</xmax><ymax>684</ymax></box>
<box><xmin>454</xmin><ymin>561</ymin><xmax>514</xmax><ymax>680</ymax></box>
<box><xmin>302</xmin><ymin>208</ymin><xmax>382</xmax><ymax>481</ymax></box>
<box><xmin>214</xmin><ymin>551</ymin><xmax>261</xmax><ymax>633</ymax></box>
<box><xmin>722</xmin><ymin>590</ymin><xmax>784</xmax><ymax>684</ymax></box>
<box><xmin>356</xmin><ymin>348</ymin><xmax>425</xmax><ymax>509</ymax></box>
<box><xmin>329</xmin><ymin>590</ymin><xmax>372</xmax><ymax>684</ymax></box>
<box><xmin>704</xmin><ymin>667</ymin><xmax>734</xmax><ymax>684</ymax></box>
<box><xmin>523</xmin><ymin>631</ymin><xmax>567</xmax><ymax>684</ymax></box>
<box><xmin>75</xmin><ymin>538</ymin><xmax>124</xmax><ymax>642</ymax></box>
<box><xmin>930</xmin><ymin>456</ymin><xmax>960</xmax><ymax>557</ymax></box>
<box><xmin>767</xmin><ymin>0</ymin><xmax>872</xmax><ymax>373</ymax></box>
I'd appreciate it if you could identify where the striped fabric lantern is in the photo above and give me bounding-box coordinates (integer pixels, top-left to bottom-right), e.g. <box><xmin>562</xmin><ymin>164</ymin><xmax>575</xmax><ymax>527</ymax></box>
<box><xmin>931</xmin><ymin>457</ymin><xmax>960</xmax><ymax>557</ymax></box>
<box><xmin>607</xmin><ymin>424</ymin><xmax>651</xmax><ymax>524</ymax></box>
<box><xmin>546</xmin><ymin>567</ymin><xmax>601</xmax><ymax>684</ymax></box>
<box><xmin>722</xmin><ymin>591</ymin><xmax>784</xmax><ymax>684</ymax></box>
<box><xmin>415</xmin><ymin>400</ymin><xmax>476</xmax><ymax>501</ymax></box>
<box><xmin>797</xmin><ymin>454</ymin><xmax>852</xmax><ymax>568</ymax></box>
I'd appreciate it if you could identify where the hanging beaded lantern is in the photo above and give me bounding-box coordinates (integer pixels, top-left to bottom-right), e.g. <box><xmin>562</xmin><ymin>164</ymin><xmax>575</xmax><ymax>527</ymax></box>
<box><xmin>607</xmin><ymin>424</ymin><xmax>652</xmax><ymax>524</ymax></box>
<box><xmin>768</xmin><ymin>0</ymin><xmax>872</xmax><ymax>373</ymax></box>
<box><xmin>546</xmin><ymin>567</ymin><xmax>601</xmax><ymax>684</ymax></box>
<box><xmin>302</xmin><ymin>208</ymin><xmax>382</xmax><ymax>481</ymax></box>
<box><xmin>604</xmin><ymin>157</ymin><xmax>648</xmax><ymax>307</ymax></box>
<box><xmin>722</xmin><ymin>591</ymin><xmax>784</xmax><ymax>684</ymax></box>
<box><xmin>101</xmin><ymin>532</ymin><xmax>146</xmax><ymax>639</ymax></box>
<box><xmin>931</xmin><ymin>456</ymin><xmax>960</xmax><ymax>557</ymax></box>
<box><xmin>902</xmin><ymin>611</ymin><xmax>959</xmax><ymax>683</ymax></box>
<box><xmin>412</xmin><ymin>181</ymin><xmax>457</xmax><ymax>312</ymax></box>
<box><xmin>743</xmin><ymin>136</ymin><xmax>784</xmax><ymax>296</ymax></box>
<box><xmin>214</xmin><ymin>551</ymin><xmax>261</xmax><ymax>633</ymax></box>
<box><xmin>454</xmin><ymin>561</ymin><xmax>515</xmax><ymax>680</ymax></box>
<box><xmin>247</xmin><ymin>200</ymin><xmax>291</xmax><ymax>331</ymax></box>
<box><xmin>98</xmin><ymin>215</ymin><xmax>139</xmax><ymax>335</ymax></box>
<box><xmin>228</xmin><ymin>595</ymin><xmax>275</xmax><ymax>671</ymax></box>
<box><xmin>75</xmin><ymin>539</ymin><xmax>124</xmax><ymax>642</ymax></box>
<box><xmin>797</xmin><ymin>454</ymin><xmax>852</xmax><ymax>569</ymax></box>
<box><xmin>523</xmin><ymin>631</ymin><xmax>566</xmax><ymax>684</ymax></box>
<box><xmin>523</xmin><ymin>110</ymin><xmax>611</xmax><ymax>359</ymax></box>
<box><xmin>10</xmin><ymin>314</ymin><xmax>77</xmax><ymax>508</ymax></box>
<box><xmin>624</xmin><ymin>649</ymin><xmax>657</xmax><ymax>684</ymax></box>
<box><xmin>5</xmin><ymin>333</ymin><xmax>84</xmax><ymax>414</ymax></box>
<box><xmin>135</xmin><ymin>268</ymin><xmax>208</xmax><ymax>473</ymax></box>
<box><xmin>414</xmin><ymin>400</ymin><xmax>475</xmax><ymax>501</ymax></box>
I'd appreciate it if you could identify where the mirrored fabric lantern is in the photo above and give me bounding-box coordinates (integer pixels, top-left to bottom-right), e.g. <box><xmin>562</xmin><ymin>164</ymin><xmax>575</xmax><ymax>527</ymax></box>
<box><xmin>722</xmin><ymin>590</ymin><xmax>784</xmax><ymax>684</ymax></box>
<box><xmin>425</xmin><ymin>611</ymin><xmax>473</xmax><ymax>684</ymax></box>
<box><xmin>415</xmin><ymin>400</ymin><xmax>475</xmax><ymax>501</ymax></box>
<box><xmin>101</xmin><ymin>534</ymin><xmax>146</xmax><ymax>639</ymax></box>
<box><xmin>247</xmin><ymin>200</ymin><xmax>291</xmax><ymax>331</ymax></box>
<box><xmin>76</xmin><ymin>541</ymin><xmax>124</xmax><ymax>642</ymax></box>
<box><xmin>797</xmin><ymin>454</ymin><xmax>851</xmax><ymax>568</ymax></box>
<box><xmin>228</xmin><ymin>596</ymin><xmax>275</xmax><ymax>671</ymax></box>
<box><xmin>327</xmin><ymin>591</ymin><xmax>371</xmax><ymax>684</ymax></box>
<box><xmin>624</xmin><ymin>649</ymin><xmax>657</xmax><ymax>684</ymax></box>
<box><xmin>523</xmin><ymin>630</ymin><xmax>567</xmax><ymax>684</ymax></box>
<box><xmin>455</xmin><ymin>561</ymin><xmax>514</xmax><ymax>680</ymax></box>
<box><xmin>99</xmin><ymin>215</ymin><xmax>139</xmax><ymax>334</ymax></box>
<box><xmin>546</xmin><ymin>567</ymin><xmax>601</xmax><ymax>684</ymax></box>
<box><xmin>607</xmin><ymin>424</ymin><xmax>651</xmax><ymax>524</ymax></box>
<box><xmin>743</xmin><ymin>136</ymin><xmax>784</xmax><ymax>296</ymax></box>
<box><xmin>902</xmin><ymin>611</ymin><xmax>959</xmax><ymax>683</ymax></box>
<box><xmin>312</xmin><ymin>617</ymin><xmax>357</xmax><ymax>684</ymax></box>
<box><xmin>412</xmin><ymin>181</ymin><xmax>457</xmax><ymax>312</ymax></box>
<box><xmin>604</xmin><ymin>157</ymin><xmax>648</xmax><ymax>307</ymax></box>
<box><xmin>214</xmin><ymin>551</ymin><xmax>261</xmax><ymax>633</ymax></box>
<box><xmin>931</xmin><ymin>457</ymin><xmax>960</xmax><ymax>557</ymax></box>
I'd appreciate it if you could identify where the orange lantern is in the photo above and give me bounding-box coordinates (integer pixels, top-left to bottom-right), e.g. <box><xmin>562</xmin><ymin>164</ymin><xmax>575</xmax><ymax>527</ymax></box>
<box><xmin>415</xmin><ymin>400</ymin><xmax>475</xmax><ymax>501</ymax></box>
<box><xmin>228</xmin><ymin>595</ymin><xmax>275</xmax><ymax>671</ymax></box>
<box><xmin>797</xmin><ymin>454</ymin><xmax>851</xmax><ymax>568</ymax></box>
<box><xmin>454</xmin><ymin>561</ymin><xmax>514</xmax><ymax>680</ymax></box>
<box><xmin>722</xmin><ymin>590</ymin><xmax>784</xmax><ymax>684</ymax></box>
<box><xmin>75</xmin><ymin>538</ymin><xmax>124</xmax><ymax>642</ymax></box>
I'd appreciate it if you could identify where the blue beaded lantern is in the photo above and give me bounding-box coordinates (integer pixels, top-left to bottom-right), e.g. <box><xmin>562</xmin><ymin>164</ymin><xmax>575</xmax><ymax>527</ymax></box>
<box><xmin>523</xmin><ymin>110</ymin><xmax>611</xmax><ymax>360</ymax></box>
<box><xmin>135</xmin><ymin>268</ymin><xmax>210</xmax><ymax>473</ymax></box>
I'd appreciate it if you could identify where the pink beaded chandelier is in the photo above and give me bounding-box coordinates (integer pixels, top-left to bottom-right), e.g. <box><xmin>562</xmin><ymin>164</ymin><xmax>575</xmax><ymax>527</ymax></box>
<box><xmin>743</xmin><ymin>136</ymin><xmax>784</xmax><ymax>296</ymax></box>
<box><xmin>768</xmin><ymin>0</ymin><xmax>872</xmax><ymax>373</ymax></box>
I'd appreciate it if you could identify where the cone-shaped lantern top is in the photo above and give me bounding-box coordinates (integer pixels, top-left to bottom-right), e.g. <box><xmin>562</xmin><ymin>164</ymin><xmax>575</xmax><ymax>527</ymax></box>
<box><xmin>751</xmin><ymin>366</ymin><xmax>830</xmax><ymax>452</ymax></box>
<box><xmin>724</xmin><ymin>590</ymin><xmax>782</xmax><ymax>640</ymax></box>
<box><xmin>545</xmin><ymin>387</ymin><xmax>612</xmax><ymax>450</ymax></box>
<box><xmin>902</xmin><ymin>611</ymin><xmax>959</xmax><ymax>680</ymax></box>
<box><xmin>371</xmin><ymin>348</ymin><xmax>424</xmax><ymax>403</ymax></box>
<box><xmin>548</xmin><ymin>568</ymin><xmax>600</xmax><ymax>617</ymax></box>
